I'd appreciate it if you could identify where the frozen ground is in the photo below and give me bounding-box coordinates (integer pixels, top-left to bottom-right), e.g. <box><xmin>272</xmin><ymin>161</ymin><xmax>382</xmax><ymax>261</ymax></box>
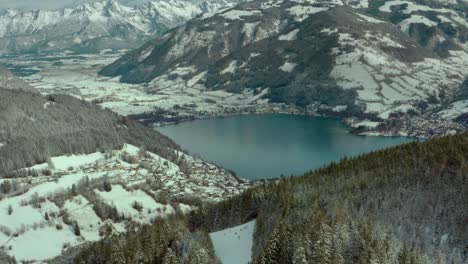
<box><xmin>210</xmin><ymin>220</ymin><xmax>256</xmax><ymax>264</ymax></box>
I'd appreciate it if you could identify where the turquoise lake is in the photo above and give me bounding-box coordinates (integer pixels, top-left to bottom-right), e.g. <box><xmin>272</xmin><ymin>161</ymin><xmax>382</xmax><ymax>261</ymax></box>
<box><xmin>156</xmin><ymin>114</ymin><xmax>414</xmax><ymax>180</ymax></box>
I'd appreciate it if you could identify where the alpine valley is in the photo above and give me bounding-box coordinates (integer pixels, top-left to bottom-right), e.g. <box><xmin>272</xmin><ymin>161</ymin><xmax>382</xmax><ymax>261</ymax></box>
<box><xmin>99</xmin><ymin>0</ymin><xmax>468</xmax><ymax>138</ymax></box>
<box><xmin>0</xmin><ymin>0</ymin><xmax>467</xmax><ymax>263</ymax></box>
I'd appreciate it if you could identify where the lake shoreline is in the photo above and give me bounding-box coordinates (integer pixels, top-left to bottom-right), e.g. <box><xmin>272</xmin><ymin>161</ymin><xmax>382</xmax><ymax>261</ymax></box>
<box><xmin>155</xmin><ymin>114</ymin><xmax>415</xmax><ymax>180</ymax></box>
<box><xmin>5</xmin><ymin>52</ymin><xmax>463</xmax><ymax>140</ymax></box>
<box><xmin>130</xmin><ymin>103</ymin><xmax>464</xmax><ymax>139</ymax></box>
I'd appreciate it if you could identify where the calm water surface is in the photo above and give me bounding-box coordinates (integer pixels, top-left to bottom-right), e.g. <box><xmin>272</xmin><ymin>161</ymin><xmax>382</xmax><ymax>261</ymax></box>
<box><xmin>156</xmin><ymin>114</ymin><xmax>414</xmax><ymax>180</ymax></box>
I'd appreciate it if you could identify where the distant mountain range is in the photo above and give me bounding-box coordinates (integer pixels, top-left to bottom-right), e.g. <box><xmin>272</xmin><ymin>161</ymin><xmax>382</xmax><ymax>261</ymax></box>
<box><xmin>0</xmin><ymin>0</ymin><xmax>237</xmax><ymax>54</ymax></box>
<box><xmin>100</xmin><ymin>0</ymin><xmax>468</xmax><ymax>131</ymax></box>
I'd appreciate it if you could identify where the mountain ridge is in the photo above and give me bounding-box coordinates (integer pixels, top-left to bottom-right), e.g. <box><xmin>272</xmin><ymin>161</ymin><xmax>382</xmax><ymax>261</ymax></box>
<box><xmin>0</xmin><ymin>0</ymin><xmax>236</xmax><ymax>54</ymax></box>
<box><xmin>99</xmin><ymin>0</ymin><xmax>467</xmax><ymax>135</ymax></box>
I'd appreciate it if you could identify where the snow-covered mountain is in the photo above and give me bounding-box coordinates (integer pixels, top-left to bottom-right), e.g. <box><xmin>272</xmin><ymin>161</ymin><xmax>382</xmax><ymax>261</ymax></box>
<box><xmin>100</xmin><ymin>0</ymin><xmax>467</xmax><ymax>135</ymax></box>
<box><xmin>0</xmin><ymin>0</ymin><xmax>235</xmax><ymax>54</ymax></box>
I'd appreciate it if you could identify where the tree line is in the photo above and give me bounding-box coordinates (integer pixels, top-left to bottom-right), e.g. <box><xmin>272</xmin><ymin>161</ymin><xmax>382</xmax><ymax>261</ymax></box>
<box><xmin>0</xmin><ymin>88</ymin><xmax>182</xmax><ymax>177</ymax></box>
<box><xmin>190</xmin><ymin>133</ymin><xmax>468</xmax><ymax>263</ymax></box>
<box><xmin>73</xmin><ymin>217</ymin><xmax>219</xmax><ymax>264</ymax></box>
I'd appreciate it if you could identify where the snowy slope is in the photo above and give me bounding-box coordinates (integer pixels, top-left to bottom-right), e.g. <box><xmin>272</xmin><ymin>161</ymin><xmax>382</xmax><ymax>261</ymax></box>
<box><xmin>210</xmin><ymin>220</ymin><xmax>256</xmax><ymax>264</ymax></box>
<box><xmin>0</xmin><ymin>144</ymin><xmax>249</xmax><ymax>262</ymax></box>
<box><xmin>0</xmin><ymin>0</ymin><xmax>235</xmax><ymax>54</ymax></box>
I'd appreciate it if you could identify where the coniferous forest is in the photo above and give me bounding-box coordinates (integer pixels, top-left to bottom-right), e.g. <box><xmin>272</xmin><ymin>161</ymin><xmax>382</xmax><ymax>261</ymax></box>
<box><xmin>0</xmin><ymin>88</ymin><xmax>181</xmax><ymax>177</ymax></box>
<box><xmin>72</xmin><ymin>217</ymin><xmax>219</xmax><ymax>264</ymax></box>
<box><xmin>70</xmin><ymin>133</ymin><xmax>467</xmax><ymax>264</ymax></box>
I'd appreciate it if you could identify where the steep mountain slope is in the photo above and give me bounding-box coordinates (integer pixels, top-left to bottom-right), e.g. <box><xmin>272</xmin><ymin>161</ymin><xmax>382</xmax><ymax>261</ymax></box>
<box><xmin>0</xmin><ymin>67</ymin><xmax>249</xmax><ymax>262</ymax></box>
<box><xmin>0</xmin><ymin>0</ymin><xmax>234</xmax><ymax>54</ymax></box>
<box><xmin>101</xmin><ymin>0</ymin><xmax>467</xmax><ymax>134</ymax></box>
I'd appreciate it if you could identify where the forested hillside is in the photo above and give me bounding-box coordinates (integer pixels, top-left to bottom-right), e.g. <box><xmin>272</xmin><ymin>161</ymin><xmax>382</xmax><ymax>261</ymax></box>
<box><xmin>0</xmin><ymin>65</ymin><xmax>34</xmax><ymax>92</ymax></box>
<box><xmin>0</xmin><ymin>66</ymin><xmax>250</xmax><ymax>262</ymax></box>
<box><xmin>0</xmin><ymin>86</ymin><xmax>179</xmax><ymax>177</ymax></box>
<box><xmin>190</xmin><ymin>133</ymin><xmax>468</xmax><ymax>263</ymax></box>
<box><xmin>72</xmin><ymin>217</ymin><xmax>219</xmax><ymax>264</ymax></box>
<box><xmin>68</xmin><ymin>134</ymin><xmax>468</xmax><ymax>263</ymax></box>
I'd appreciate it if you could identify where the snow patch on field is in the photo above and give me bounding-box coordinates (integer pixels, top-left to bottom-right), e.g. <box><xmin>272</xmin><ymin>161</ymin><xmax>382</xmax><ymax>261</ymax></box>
<box><xmin>9</xmin><ymin>226</ymin><xmax>77</xmax><ymax>262</ymax></box>
<box><xmin>96</xmin><ymin>185</ymin><xmax>173</xmax><ymax>223</ymax></box>
<box><xmin>138</xmin><ymin>47</ymin><xmax>154</xmax><ymax>62</ymax></box>
<box><xmin>0</xmin><ymin>204</ymin><xmax>44</xmax><ymax>232</ymax></box>
<box><xmin>321</xmin><ymin>28</ymin><xmax>338</xmax><ymax>35</ymax></box>
<box><xmin>242</xmin><ymin>22</ymin><xmax>260</xmax><ymax>41</ymax></box>
<box><xmin>64</xmin><ymin>195</ymin><xmax>102</xmax><ymax>241</ymax></box>
<box><xmin>221</xmin><ymin>9</ymin><xmax>261</xmax><ymax>20</ymax></box>
<box><xmin>379</xmin><ymin>1</ymin><xmax>452</xmax><ymax>14</ymax></box>
<box><xmin>399</xmin><ymin>15</ymin><xmax>438</xmax><ymax>33</ymax></box>
<box><xmin>439</xmin><ymin>100</ymin><xmax>468</xmax><ymax>119</ymax></box>
<box><xmin>200</xmin><ymin>7</ymin><xmax>229</xmax><ymax>19</ymax></box>
<box><xmin>221</xmin><ymin>60</ymin><xmax>238</xmax><ymax>74</ymax></box>
<box><xmin>287</xmin><ymin>5</ymin><xmax>329</xmax><ymax>22</ymax></box>
<box><xmin>28</xmin><ymin>152</ymin><xmax>104</xmax><ymax>172</ymax></box>
<box><xmin>279</xmin><ymin>29</ymin><xmax>299</xmax><ymax>41</ymax></box>
<box><xmin>354</xmin><ymin>121</ymin><xmax>381</xmax><ymax>128</ymax></box>
<box><xmin>279</xmin><ymin>61</ymin><xmax>297</xmax><ymax>72</ymax></box>
<box><xmin>261</xmin><ymin>0</ymin><xmax>284</xmax><ymax>8</ymax></box>
<box><xmin>210</xmin><ymin>220</ymin><xmax>256</xmax><ymax>264</ymax></box>
<box><xmin>51</xmin><ymin>152</ymin><xmax>105</xmax><ymax>171</ymax></box>
<box><xmin>357</xmin><ymin>13</ymin><xmax>384</xmax><ymax>23</ymax></box>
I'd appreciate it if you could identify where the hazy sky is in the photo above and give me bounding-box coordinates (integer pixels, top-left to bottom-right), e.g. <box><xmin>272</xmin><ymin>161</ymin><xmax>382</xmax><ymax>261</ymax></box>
<box><xmin>0</xmin><ymin>0</ymin><xmax>80</xmax><ymax>10</ymax></box>
<box><xmin>0</xmin><ymin>0</ymin><xmax>150</xmax><ymax>10</ymax></box>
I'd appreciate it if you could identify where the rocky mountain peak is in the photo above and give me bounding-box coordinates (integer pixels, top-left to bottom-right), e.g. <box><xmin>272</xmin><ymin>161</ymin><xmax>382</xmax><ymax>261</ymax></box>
<box><xmin>0</xmin><ymin>0</ymin><xmax>232</xmax><ymax>54</ymax></box>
